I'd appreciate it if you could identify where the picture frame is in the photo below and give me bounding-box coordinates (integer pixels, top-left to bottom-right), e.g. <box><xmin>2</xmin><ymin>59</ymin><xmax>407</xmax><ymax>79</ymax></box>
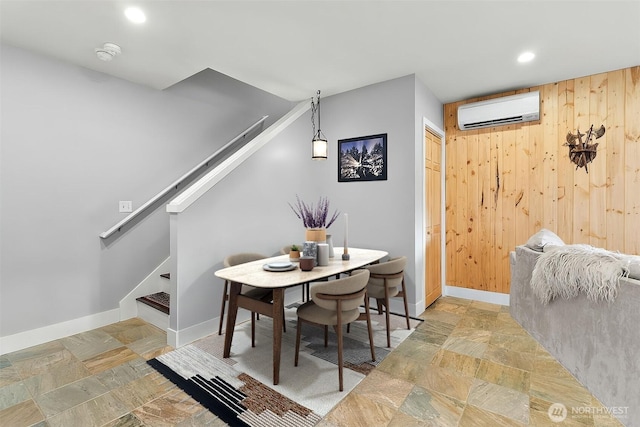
<box><xmin>338</xmin><ymin>133</ymin><xmax>387</xmax><ymax>182</ymax></box>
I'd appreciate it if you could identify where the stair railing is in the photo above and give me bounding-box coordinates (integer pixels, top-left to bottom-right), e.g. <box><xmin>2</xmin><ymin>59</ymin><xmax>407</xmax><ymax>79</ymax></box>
<box><xmin>167</xmin><ymin>100</ymin><xmax>309</xmax><ymax>213</ymax></box>
<box><xmin>99</xmin><ymin>116</ymin><xmax>268</xmax><ymax>239</ymax></box>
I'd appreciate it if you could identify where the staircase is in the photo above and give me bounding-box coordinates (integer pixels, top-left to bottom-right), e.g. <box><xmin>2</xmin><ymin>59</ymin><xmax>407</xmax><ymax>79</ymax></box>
<box><xmin>137</xmin><ymin>290</ymin><xmax>170</xmax><ymax>314</ymax></box>
<box><xmin>135</xmin><ymin>273</ymin><xmax>171</xmax><ymax>329</ymax></box>
<box><xmin>120</xmin><ymin>102</ymin><xmax>311</xmax><ymax>347</ymax></box>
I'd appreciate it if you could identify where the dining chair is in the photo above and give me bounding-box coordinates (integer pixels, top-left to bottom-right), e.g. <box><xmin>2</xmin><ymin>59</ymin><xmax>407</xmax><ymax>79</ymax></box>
<box><xmin>218</xmin><ymin>253</ymin><xmax>279</xmax><ymax>343</ymax></box>
<box><xmin>365</xmin><ymin>256</ymin><xmax>411</xmax><ymax>348</ymax></box>
<box><xmin>294</xmin><ymin>269</ymin><xmax>375</xmax><ymax>391</ymax></box>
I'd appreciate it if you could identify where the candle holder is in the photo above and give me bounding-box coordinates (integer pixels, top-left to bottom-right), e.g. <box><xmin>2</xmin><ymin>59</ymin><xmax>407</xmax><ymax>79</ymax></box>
<box><xmin>342</xmin><ymin>213</ymin><xmax>349</xmax><ymax>260</ymax></box>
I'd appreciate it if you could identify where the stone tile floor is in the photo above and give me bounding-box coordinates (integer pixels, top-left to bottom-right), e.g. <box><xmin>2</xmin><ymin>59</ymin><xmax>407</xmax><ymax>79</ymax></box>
<box><xmin>0</xmin><ymin>297</ymin><xmax>625</xmax><ymax>426</ymax></box>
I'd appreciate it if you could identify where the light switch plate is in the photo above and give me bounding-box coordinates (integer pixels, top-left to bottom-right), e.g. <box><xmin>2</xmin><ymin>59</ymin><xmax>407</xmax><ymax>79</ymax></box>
<box><xmin>119</xmin><ymin>201</ymin><xmax>132</xmax><ymax>213</ymax></box>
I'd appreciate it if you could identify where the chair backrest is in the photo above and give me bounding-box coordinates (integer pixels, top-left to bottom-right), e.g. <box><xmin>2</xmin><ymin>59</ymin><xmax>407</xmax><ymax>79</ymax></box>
<box><xmin>366</xmin><ymin>256</ymin><xmax>407</xmax><ymax>288</ymax></box>
<box><xmin>310</xmin><ymin>269</ymin><xmax>370</xmax><ymax>312</ymax></box>
<box><xmin>224</xmin><ymin>252</ymin><xmax>267</xmax><ymax>268</ymax></box>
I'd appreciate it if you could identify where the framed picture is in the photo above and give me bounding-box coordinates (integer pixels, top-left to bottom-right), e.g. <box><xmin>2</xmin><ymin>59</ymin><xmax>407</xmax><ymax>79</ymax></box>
<box><xmin>338</xmin><ymin>133</ymin><xmax>387</xmax><ymax>182</ymax></box>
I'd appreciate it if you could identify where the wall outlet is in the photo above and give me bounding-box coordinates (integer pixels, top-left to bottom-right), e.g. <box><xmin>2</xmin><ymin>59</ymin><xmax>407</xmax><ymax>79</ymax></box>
<box><xmin>119</xmin><ymin>201</ymin><xmax>133</xmax><ymax>213</ymax></box>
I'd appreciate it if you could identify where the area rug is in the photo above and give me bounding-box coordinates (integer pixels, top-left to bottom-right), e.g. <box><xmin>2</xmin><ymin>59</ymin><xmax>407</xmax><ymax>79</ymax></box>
<box><xmin>148</xmin><ymin>303</ymin><xmax>422</xmax><ymax>427</ymax></box>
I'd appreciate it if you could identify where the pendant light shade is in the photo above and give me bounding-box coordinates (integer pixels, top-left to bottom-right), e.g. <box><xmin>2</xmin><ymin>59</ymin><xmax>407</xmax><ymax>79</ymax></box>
<box><xmin>312</xmin><ymin>137</ymin><xmax>328</xmax><ymax>159</ymax></box>
<box><xmin>311</xmin><ymin>90</ymin><xmax>327</xmax><ymax>160</ymax></box>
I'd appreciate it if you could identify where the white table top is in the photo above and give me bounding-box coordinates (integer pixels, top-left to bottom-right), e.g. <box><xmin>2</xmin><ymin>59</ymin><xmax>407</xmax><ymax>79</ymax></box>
<box><xmin>214</xmin><ymin>247</ymin><xmax>388</xmax><ymax>288</ymax></box>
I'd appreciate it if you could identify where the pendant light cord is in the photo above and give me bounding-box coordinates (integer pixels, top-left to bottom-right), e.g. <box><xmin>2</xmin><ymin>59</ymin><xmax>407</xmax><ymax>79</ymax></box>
<box><xmin>311</xmin><ymin>90</ymin><xmax>324</xmax><ymax>140</ymax></box>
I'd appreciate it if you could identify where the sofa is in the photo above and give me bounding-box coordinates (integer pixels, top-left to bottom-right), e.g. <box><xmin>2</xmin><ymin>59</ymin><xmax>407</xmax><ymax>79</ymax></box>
<box><xmin>510</xmin><ymin>235</ymin><xmax>640</xmax><ymax>427</ymax></box>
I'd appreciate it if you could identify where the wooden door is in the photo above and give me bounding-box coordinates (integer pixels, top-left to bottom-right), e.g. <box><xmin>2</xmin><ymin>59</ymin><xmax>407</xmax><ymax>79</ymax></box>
<box><xmin>425</xmin><ymin>127</ymin><xmax>442</xmax><ymax>306</ymax></box>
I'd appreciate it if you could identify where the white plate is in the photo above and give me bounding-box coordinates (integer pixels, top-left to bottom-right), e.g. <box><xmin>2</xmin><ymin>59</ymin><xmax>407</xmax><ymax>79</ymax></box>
<box><xmin>267</xmin><ymin>262</ymin><xmax>293</xmax><ymax>269</ymax></box>
<box><xmin>263</xmin><ymin>263</ymin><xmax>297</xmax><ymax>272</ymax></box>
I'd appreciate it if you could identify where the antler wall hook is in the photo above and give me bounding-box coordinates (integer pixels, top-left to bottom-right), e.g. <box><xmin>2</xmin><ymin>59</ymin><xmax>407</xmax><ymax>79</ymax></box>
<box><xmin>564</xmin><ymin>124</ymin><xmax>605</xmax><ymax>173</ymax></box>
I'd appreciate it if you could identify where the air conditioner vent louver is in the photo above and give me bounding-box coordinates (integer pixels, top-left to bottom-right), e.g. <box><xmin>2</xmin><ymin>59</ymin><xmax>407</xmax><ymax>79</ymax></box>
<box><xmin>457</xmin><ymin>91</ymin><xmax>540</xmax><ymax>131</ymax></box>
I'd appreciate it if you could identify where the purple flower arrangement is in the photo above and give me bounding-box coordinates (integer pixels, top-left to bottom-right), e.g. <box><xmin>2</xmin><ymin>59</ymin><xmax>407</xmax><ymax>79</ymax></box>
<box><xmin>289</xmin><ymin>195</ymin><xmax>339</xmax><ymax>229</ymax></box>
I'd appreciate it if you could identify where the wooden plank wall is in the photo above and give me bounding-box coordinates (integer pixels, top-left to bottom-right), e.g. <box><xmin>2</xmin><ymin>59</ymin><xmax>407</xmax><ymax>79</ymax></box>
<box><xmin>444</xmin><ymin>66</ymin><xmax>640</xmax><ymax>294</ymax></box>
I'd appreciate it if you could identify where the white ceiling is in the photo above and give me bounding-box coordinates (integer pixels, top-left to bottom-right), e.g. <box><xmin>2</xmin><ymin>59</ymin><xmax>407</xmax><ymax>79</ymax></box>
<box><xmin>2</xmin><ymin>1</ymin><xmax>639</xmax><ymax>103</ymax></box>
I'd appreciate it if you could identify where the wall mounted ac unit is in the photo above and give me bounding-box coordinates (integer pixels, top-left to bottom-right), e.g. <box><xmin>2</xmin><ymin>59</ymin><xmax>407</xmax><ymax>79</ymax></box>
<box><xmin>457</xmin><ymin>91</ymin><xmax>540</xmax><ymax>130</ymax></box>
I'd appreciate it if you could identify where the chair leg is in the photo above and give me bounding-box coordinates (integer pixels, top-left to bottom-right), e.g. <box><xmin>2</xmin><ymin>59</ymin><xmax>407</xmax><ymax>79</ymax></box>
<box><xmin>294</xmin><ymin>318</ymin><xmax>302</xmax><ymax>366</ymax></box>
<box><xmin>336</xmin><ymin>301</ymin><xmax>344</xmax><ymax>392</ymax></box>
<box><xmin>364</xmin><ymin>292</ymin><xmax>376</xmax><ymax>361</ymax></box>
<box><xmin>324</xmin><ymin>325</ymin><xmax>328</xmax><ymax>347</ymax></box>
<box><xmin>384</xmin><ymin>285</ymin><xmax>391</xmax><ymax>348</ymax></box>
<box><xmin>376</xmin><ymin>299</ymin><xmax>384</xmax><ymax>315</ymax></box>
<box><xmin>336</xmin><ymin>323</ymin><xmax>344</xmax><ymax>392</ymax></box>
<box><xmin>251</xmin><ymin>312</ymin><xmax>256</xmax><ymax>348</ymax></box>
<box><xmin>282</xmin><ymin>306</ymin><xmax>287</xmax><ymax>332</ymax></box>
<box><xmin>400</xmin><ymin>277</ymin><xmax>411</xmax><ymax>330</ymax></box>
<box><xmin>218</xmin><ymin>281</ymin><xmax>229</xmax><ymax>335</ymax></box>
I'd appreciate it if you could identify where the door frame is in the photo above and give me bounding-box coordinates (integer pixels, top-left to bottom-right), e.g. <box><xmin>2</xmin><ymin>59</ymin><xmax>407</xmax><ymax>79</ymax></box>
<box><xmin>419</xmin><ymin>117</ymin><xmax>445</xmax><ymax>313</ymax></box>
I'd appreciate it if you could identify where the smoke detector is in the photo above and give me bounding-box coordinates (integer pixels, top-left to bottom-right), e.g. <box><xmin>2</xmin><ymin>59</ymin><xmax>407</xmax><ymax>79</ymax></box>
<box><xmin>95</xmin><ymin>43</ymin><xmax>121</xmax><ymax>61</ymax></box>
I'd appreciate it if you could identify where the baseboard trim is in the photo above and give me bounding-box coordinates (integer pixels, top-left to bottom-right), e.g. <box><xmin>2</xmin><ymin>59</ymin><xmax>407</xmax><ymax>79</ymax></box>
<box><xmin>0</xmin><ymin>309</ymin><xmax>120</xmax><ymax>355</ymax></box>
<box><xmin>443</xmin><ymin>286</ymin><xmax>510</xmax><ymax>306</ymax></box>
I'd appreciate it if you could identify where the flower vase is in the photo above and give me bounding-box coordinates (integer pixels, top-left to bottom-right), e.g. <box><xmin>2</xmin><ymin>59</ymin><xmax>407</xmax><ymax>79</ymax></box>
<box><xmin>305</xmin><ymin>228</ymin><xmax>327</xmax><ymax>243</ymax></box>
<box><xmin>326</xmin><ymin>234</ymin><xmax>335</xmax><ymax>258</ymax></box>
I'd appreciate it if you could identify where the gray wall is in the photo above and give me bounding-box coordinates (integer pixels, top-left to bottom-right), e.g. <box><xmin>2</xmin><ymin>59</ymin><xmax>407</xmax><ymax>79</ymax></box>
<box><xmin>170</xmin><ymin>75</ymin><xmax>444</xmax><ymax>337</ymax></box>
<box><xmin>0</xmin><ymin>44</ymin><xmax>292</xmax><ymax>337</ymax></box>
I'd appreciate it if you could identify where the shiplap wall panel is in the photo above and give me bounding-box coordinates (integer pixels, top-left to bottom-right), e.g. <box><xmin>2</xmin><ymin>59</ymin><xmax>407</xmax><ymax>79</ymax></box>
<box><xmin>455</xmin><ymin>126</ymin><xmax>468</xmax><ymax>284</ymax></box>
<box><xmin>444</xmin><ymin>66</ymin><xmax>640</xmax><ymax>294</ymax></box>
<box><xmin>445</xmin><ymin>105</ymin><xmax>457</xmax><ymax>285</ymax></box>
<box><xmin>557</xmin><ymin>79</ymin><xmax>575</xmax><ymax>245</ymax></box>
<box><xmin>479</xmin><ymin>127</ymin><xmax>492</xmax><ymax>290</ymax></box>
<box><xmin>573</xmin><ymin>76</ymin><xmax>591</xmax><ymax>244</ymax></box>
<box><xmin>589</xmin><ymin>73</ymin><xmax>608</xmax><ymax>248</ymax></box>
<box><xmin>502</xmin><ymin>121</ymin><xmax>516</xmax><ymax>290</ymax></box>
<box><xmin>542</xmin><ymin>84</ymin><xmax>558</xmax><ymax>231</ymax></box>
<box><xmin>625</xmin><ymin>68</ymin><xmax>640</xmax><ymax>255</ymax></box>
<box><xmin>467</xmin><ymin>127</ymin><xmax>480</xmax><ymax>289</ymax></box>
<box><xmin>607</xmin><ymin>70</ymin><xmax>625</xmax><ymax>252</ymax></box>
<box><xmin>492</xmin><ymin>126</ymin><xmax>505</xmax><ymax>292</ymax></box>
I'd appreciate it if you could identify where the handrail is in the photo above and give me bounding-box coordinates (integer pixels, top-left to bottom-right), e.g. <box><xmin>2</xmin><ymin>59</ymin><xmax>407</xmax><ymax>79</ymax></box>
<box><xmin>167</xmin><ymin>100</ymin><xmax>310</xmax><ymax>213</ymax></box>
<box><xmin>99</xmin><ymin>116</ymin><xmax>268</xmax><ymax>239</ymax></box>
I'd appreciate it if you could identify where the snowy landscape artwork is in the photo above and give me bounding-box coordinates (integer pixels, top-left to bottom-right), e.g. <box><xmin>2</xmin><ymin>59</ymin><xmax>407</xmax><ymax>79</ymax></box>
<box><xmin>338</xmin><ymin>133</ymin><xmax>387</xmax><ymax>182</ymax></box>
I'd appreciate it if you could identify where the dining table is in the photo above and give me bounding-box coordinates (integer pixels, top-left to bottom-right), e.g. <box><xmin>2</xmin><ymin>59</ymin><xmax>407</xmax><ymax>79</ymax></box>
<box><xmin>214</xmin><ymin>247</ymin><xmax>388</xmax><ymax>385</ymax></box>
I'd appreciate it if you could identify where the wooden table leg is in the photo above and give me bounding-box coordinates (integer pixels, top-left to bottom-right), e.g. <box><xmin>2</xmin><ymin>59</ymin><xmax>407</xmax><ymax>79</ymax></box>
<box><xmin>223</xmin><ymin>282</ymin><xmax>241</xmax><ymax>358</ymax></box>
<box><xmin>272</xmin><ymin>288</ymin><xmax>284</xmax><ymax>385</ymax></box>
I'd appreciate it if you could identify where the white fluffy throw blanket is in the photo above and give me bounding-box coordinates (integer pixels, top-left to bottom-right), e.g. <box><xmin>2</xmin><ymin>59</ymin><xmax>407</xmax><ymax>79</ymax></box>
<box><xmin>531</xmin><ymin>244</ymin><xmax>625</xmax><ymax>304</ymax></box>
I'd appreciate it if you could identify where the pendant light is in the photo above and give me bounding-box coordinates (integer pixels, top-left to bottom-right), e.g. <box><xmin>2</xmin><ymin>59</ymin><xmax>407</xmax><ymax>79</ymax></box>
<box><xmin>311</xmin><ymin>90</ymin><xmax>327</xmax><ymax>160</ymax></box>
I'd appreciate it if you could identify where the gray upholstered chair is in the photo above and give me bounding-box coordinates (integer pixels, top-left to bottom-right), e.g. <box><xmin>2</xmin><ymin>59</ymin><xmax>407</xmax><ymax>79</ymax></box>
<box><xmin>365</xmin><ymin>256</ymin><xmax>411</xmax><ymax>347</ymax></box>
<box><xmin>218</xmin><ymin>253</ymin><xmax>275</xmax><ymax>342</ymax></box>
<box><xmin>294</xmin><ymin>269</ymin><xmax>375</xmax><ymax>391</ymax></box>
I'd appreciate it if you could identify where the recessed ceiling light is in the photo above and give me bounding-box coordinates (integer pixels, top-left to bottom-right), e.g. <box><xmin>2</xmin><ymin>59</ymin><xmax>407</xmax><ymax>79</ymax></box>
<box><xmin>125</xmin><ymin>7</ymin><xmax>146</xmax><ymax>24</ymax></box>
<box><xmin>518</xmin><ymin>52</ymin><xmax>535</xmax><ymax>63</ymax></box>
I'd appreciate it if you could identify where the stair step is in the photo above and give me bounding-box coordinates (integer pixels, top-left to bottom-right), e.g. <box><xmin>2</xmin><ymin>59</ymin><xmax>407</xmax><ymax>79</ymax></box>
<box><xmin>136</xmin><ymin>292</ymin><xmax>170</xmax><ymax>315</ymax></box>
<box><xmin>160</xmin><ymin>273</ymin><xmax>170</xmax><ymax>279</ymax></box>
